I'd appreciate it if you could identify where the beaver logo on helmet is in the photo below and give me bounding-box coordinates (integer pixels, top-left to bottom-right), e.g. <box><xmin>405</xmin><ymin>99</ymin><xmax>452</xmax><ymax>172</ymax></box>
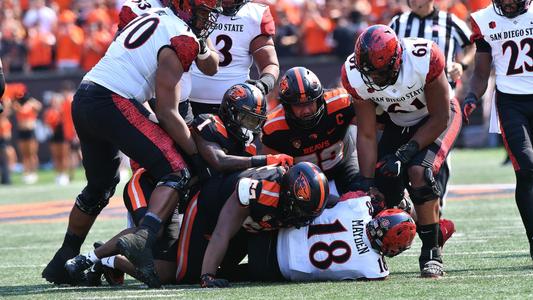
<box><xmin>279</xmin><ymin>77</ymin><xmax>289</xmax><ymax>95</ymax></box>
<box><xmin>228</xmin><ymin>85</ymin><xmax>247</xmax><ymax>101</ymax></box>
<box><xmin>294</xmin><ymin>172</ymin><xmax>311</xmax><ymax>201</ymax></box>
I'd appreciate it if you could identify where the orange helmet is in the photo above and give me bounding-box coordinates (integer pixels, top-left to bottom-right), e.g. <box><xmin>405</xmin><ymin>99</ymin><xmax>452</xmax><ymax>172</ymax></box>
<box><xmin>171</xmin><ymin>0</ymin><xmax>222</xmax><ymax>39</ymax></box>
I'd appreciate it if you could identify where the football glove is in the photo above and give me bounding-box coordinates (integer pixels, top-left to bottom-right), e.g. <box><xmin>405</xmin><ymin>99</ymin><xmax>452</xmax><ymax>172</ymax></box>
<box><xmin>200</xmin><ymin>273</ymin><xmax>230</xmax><ymax>288</ymax></box>
<box><xmin>376</xmin><ymin>141</ymin><xmax>419</xmax><ymax>177</ymax></box>
<box><xmin>461</xmin><ymin>93</ymin><xmax>479</xmax><ymax>124</ymax></box>
<box><xmin>246</xmin><ymin>73</ymin><xmax>276</xmax><ymax>95</ymax></box>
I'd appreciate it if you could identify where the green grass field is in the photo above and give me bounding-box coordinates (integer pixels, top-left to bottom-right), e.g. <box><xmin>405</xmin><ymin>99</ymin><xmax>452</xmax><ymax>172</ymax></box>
<box><xmin>1</xmin><ymin>147</ymin><xmax>532</xmax><ymax>299</ymax></box>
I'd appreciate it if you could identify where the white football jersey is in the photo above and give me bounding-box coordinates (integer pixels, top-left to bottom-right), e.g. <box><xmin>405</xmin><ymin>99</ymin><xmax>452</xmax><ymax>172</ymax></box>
<box><xmin>84</xmin><ymin>8</ymin><xmax>199</xmax><ymax>103</ymax></box>
<box><xmin>471</xmin><ymin>6</ymin><xmax>533</xmax><ymax>94</ymax></box>
<box><xmin>118</xmin><ymin>1</ymin><xmax>191</xmax><ymax>102</ymax></box>
<box><xmin>342</xmin><ymin>38</ymin><xmax>450</xmax><ymax>127</ymax></box>
<box><xmin>277</xmin><ymin>194</ymin><xmax>389</xmax><ymax>281</ymax></box>
<box><xmin>118</xmin><ymin>0</ymin><xmax>164</xmax><ymax>30</ymax></box>
<box><xmin>188</xmin><ymin>2</ymin><xmax>275</xmax><ymax>104</ymax></box>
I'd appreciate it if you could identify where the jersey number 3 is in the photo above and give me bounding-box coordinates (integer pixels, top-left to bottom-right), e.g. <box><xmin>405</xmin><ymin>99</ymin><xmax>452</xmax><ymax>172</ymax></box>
<box><xmin>308</xmin><ymin>220</ymin><xmax>351</xmax><ymax>269</ymax></box>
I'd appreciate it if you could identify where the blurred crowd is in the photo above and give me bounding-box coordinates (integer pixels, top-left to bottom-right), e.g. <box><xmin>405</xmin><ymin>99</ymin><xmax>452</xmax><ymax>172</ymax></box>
<box><xmin>0</xmin><ymin>0</ymin><xmax>491</xmax><ymax>74</ymax></box>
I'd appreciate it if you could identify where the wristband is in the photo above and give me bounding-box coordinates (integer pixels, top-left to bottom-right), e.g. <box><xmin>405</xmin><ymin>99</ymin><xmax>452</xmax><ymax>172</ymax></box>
<box><xmin>258</xmin><ymin>73</ymin><xmax>276</xmax><ymax>95</ymax></box>
<box><xmin>197</xmin><ymin>47</ymin><xmax>211</xmax><ymax>60</ymax></box>
<box><xmin>251</xmin><ymin>155</ymin><xmax>267</xmax><ymax>167</ymax></box>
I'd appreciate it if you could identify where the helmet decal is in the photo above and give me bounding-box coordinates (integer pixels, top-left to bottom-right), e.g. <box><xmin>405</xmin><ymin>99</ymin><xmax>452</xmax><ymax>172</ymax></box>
<box><xmin>228</xmin><ymin>85</ymin><xmax>247</xmax><ymax>100</ymax></box>
<box><xmin>279</xmin><ymin>76</ymin><xmax>289</xmax><ymax>95</ymax></box>
<box><xmin>293</xmin><ymin>171</ymin><xmax>311</xmax><ymax>202</ymax></box>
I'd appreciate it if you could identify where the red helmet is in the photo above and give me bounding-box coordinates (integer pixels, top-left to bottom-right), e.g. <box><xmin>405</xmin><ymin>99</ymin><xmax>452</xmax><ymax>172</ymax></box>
<box><xmin>493</xmin><ymin>0</ymin><xmax>532</xmax><ymax>18</ymax></box>
<box><xmin>354</xmin><ymin>24</ymin><xmax>402</xmax><ymax>91</ymax></box>
<box><xmin>366</xmin><ymin>208</ymin><xmax>416</xmax><ymax>257</ymax></box>
<box><xmin>171</xmin><ymin>0</ymin><xmax>222</xmax><ymax>39</ymax></box>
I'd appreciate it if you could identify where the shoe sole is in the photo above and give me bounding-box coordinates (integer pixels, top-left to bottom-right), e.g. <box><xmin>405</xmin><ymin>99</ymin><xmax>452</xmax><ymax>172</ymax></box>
<box><xmin>117</xmin><ymin>237</ymin><xmax>161</xmax><ymax>288</ymax></box>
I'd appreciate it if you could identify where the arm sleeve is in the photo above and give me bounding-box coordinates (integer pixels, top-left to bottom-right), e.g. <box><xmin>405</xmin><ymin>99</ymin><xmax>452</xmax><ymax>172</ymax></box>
<box><xmin>169</xmin><ymin>35</ymin><xmax>200</xmax><ymax>72</ymax></box>
<box><xmin>470</xmin><ymin>17</ymin><xmax>492</xmax><ymax>53</ymax></box>
<box><xmin>118</xmin><ymin>5</ymin><xmax>138</xmax><ymax>31</ymax></box>
<box><xmin>425</xmin><ymin>43</ymin><xmax>445</xmax><ymax>84</ymax></box>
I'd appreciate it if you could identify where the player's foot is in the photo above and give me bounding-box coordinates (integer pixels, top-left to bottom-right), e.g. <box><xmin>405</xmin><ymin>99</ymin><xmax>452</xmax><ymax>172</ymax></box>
<box><xmin>86</xmin><ymin>262</ymin><xmax>103</xmax><ymax>286</ymax></box>
<box><xmin>419</xmin><ymin>247</ymin><xmax>444</xmax><ymax>278</ymax></box>
<box><xmin>439</xmin><ymin>219</ymin><xmax>456</xmax><ymax>248</ymax></box>
<box><xmin>117</xmin><ymin>228</ymin><xmax>160</xmax><ymax>288</ymax></box>
<box><xmin>65</xmin><ymin>254</ymin><xmax>94</xmax><ymax>283</ymax></box>
<box><xmin>42</xmin><ymin>246</ymin><xmax>77</xmax><ymax>284</ymax></box>
<box><xmin>92</xmin><ymin>241</ymin><xmax>125</xmax><ymax>286</ymax></box>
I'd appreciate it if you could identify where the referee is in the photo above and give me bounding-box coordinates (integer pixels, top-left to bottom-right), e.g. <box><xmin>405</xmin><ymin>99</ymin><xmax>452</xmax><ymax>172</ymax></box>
<box><xmin>389</xmin><ymin>0</ymin><xmax>475</xmax><ymax>89</ymax></box>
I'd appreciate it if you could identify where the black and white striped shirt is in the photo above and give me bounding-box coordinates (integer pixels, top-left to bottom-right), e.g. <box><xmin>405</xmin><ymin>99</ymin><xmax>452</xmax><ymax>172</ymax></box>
<box><xmin>389</xmin><ymin>8</ymin><xmax>472</xmax><ymax>70</ymax></box>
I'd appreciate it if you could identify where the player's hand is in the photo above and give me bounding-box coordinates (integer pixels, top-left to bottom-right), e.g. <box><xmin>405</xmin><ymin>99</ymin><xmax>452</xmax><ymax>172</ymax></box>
<box><xmin>462</xmin><ymin>93</ymin><xmax>479</xmax><ymax>125</ymax></box>
<box><xmin>245</xmin><ymin>79</ymin><xmax>267</xmax><ymax>95</ymax></box>
<box><xmin>447</xmin><ymin>62</ymin><xmax>464</xmax><ymax>82</ymax></box>
<box><xmin>200</xmin><ymin>273</ymin><xmax>230</xmax><ymax>288</ymax></box>
<box><xmin>376</xmin><ymin>154</ymin><xmax>402</xmax><ymax>177</ymax></box>
<box><xmin>266</xmin><ymin>154</ymin><xmax>294</xmax><ymax>167</ymax></box>
<box><xmin>351</xmin><ymin>176</ymin><xmax>375</xmax><ymax>193</ymax></box>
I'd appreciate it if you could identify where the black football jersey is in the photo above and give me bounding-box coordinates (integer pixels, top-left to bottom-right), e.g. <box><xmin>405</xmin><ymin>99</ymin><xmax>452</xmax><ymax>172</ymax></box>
<box><xmin>261</xmin><ymin>88</ymin><xmax>355</xmax><ymax>178</ymax></box>
<box><xmin>192</xmin><ymin>113</ymin><xmax>257</xmax><ymax>158</ymax></box>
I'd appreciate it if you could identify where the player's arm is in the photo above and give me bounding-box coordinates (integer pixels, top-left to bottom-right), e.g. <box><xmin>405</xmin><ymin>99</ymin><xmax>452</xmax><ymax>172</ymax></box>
<box><xmin>354</xmin><ymin>99</ymin><xmax>378</xmax><ymax>179</ymax></box>
<box><xmin>195</xmin><ymin>38</ymin><xmax>219</xmax><ymax>76</ymax></box>
<box><xmin>192</xmin><ymin>129</ymin><xmax>252</xmax><ymax>171</ymax></box>
<box><xmin>247</xmin><ymin>8</ymin><xmax>279</xmax><ymax>95</ymax></box>
<box><xmin>200</xmin><ymin>191</ymin><xmax>249</xmax><ymax>286</ymax></box>
<box><xmin>411</xmin><ymin>44</ymin><xmax>450</xmax><ymax>149</ymax></box>
<box><xmin>155</xmin><ymin>46</ymin><xmax>198</xmax><ymax>156</ymax></box>
<box><xmin>259</xmin><ymin>143</ymin><xmax>281</xmax><ymax>155</ymax></box>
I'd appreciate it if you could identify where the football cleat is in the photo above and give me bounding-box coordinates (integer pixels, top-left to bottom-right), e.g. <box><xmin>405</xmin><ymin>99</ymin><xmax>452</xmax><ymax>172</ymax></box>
<box><xmin>117</xmin><ymin>229</ymin><xmax>161</xmax><ymax>288</ymax></box>
<box><xmin>86</xmin><ymin>262</ymin><xmax>103</xmax><ymax>287</ymax></box>
<box><xmin>419</xmin><ymin>247</ymin><xmax>444</xmax><ymax>278</ymax></box>
<box><xmin>92</xmin><ymin>241</ymin><xmax>125</xmax><ymax>286</ymax></box>
<box><xmin>439</xmin><ymin>219</ymin><xmax>456</xmax><ymax>248</ymax></box>
<box><xmin>42</xmin><ymin>246</ymin><xmax>78</xmax><ymax>285</ymax></box>
<box><xmin>65</xmin><ymin>254</ymin><xmax>94</xmax><ymax>283</ymax></box>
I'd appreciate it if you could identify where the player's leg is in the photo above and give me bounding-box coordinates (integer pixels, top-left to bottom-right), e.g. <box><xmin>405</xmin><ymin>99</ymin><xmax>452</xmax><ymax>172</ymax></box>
<box><xmin>43</xmin><ymin>86</ymin><xmax>122</xmax><ymax>284</ymax></box>
<box><xmin>406</xmin><ymin>98</ymin><xmax>461</xmax><ymax>278</ymax></box>
<box><xmin>497</xmin><ymin>92</ymin><xmax>533</xmax><ymax>261</ymax></box>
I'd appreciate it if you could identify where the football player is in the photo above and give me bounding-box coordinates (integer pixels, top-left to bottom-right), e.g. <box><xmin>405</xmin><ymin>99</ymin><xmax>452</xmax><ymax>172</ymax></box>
<box><xmin>341</xmin><ymin>25</ymin><xmax>462</xmax><ymax>278</ymax></box>
<box><xmin>65</xmin><ymin>162</ymin><xmax>329</xmax><ymax>287</ymax></box>
<box><xmin>463</xmin><ymin>0</ymin><xmax>533</xmax><ymax>261</ymax></box>
<box><xmin>188</xmin><ymin>0</ymin><xmax>279</xmax><ymax>115</ymax></box>
<box><xmin>192</xmin><ymin>83</ymin><xmax>293</xmax><ymax>174</ymax></box>
<box><xmin>117</xmin><ymin>0</ymin><xmax>219</xmax><ymax>124</ymax></box>
<box><xmin>261</xmin><ymin>67</ymin><xmax>358</xmax><ymax>197</ymax></box>
<box><xmin>42</xmin><ymin>1</ymin><xmax>221</xmax><ymax>286</ymax></box>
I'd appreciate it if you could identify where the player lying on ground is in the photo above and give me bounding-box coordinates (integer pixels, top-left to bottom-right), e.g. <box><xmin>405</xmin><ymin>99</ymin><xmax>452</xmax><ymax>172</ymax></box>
<box><xmin>65</xmin><ymin>162</ymin><xmax>329</xmax><ymax>287</ymax></box>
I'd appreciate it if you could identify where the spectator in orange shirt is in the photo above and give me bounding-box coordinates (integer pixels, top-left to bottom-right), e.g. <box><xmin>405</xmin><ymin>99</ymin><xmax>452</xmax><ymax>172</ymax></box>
<box><xmin>44</xmin><ymin>93</ymin><xmax>70</xmax><ymax>185</ymax></box>
<box><xmin>53</xmin><ymin>0</ymin><xmax>72</xmax><ymax>12</ymax></box>
<box><xmin>81</xmin><ymin>20</ymin><xmax>112</xmax><ymax>71</ymax></box>
<box><xmin>59</xmin><ymin>80</ymin><xmax>80</xmax><ymax>181</ymax></box>
<box><xmin>299</xmin><ymin>1</ymin><xmax>333</xmax><ymax>55</ymax></box>
<box><xmin>56</xmin><ymin>10</ymin><xmax>84</xmax><ymax>71</ymax></box>
<box><xmin>26</xmin><ymin>24</ymin><xmax>56</xmax><ymax>71</ymax></box>
<box><xmin>12</xmin><ymin>91</ymin><xmax>42</xmax><ymax>184</ymax></box>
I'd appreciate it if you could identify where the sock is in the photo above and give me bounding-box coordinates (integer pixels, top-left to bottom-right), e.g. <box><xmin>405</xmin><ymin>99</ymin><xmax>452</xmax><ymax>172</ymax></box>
<box><xmin>515</xmin><ymin>171</ymin><xmax>533</xmax><ymax>244</ymax></box>
<box><xmin>140</xmin><ymin>212</ymin><xmax>162</xmax><ymax>236</ymax></box>
<box><xmin>86</xmin><ymin>250</ymin><xmax>100</xmax><ymax>263</ymax></box>
<box><xmin>101</xmin><ymin>256</ymin><xmax>116</xmax><ymax>269</ymax></box>
<box><xmin>418</xmin><ymin>223</ymin><xmax>439</xmax><ymax>250</ymax></box>
<box><xmin>62</xmin><ymin>231</ymin><xmax>84</xmax><ymax>253</ymax></box>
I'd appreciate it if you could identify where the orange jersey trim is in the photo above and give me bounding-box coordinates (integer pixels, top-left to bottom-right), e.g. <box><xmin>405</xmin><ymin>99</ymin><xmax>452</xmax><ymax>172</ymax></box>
<box><xmin>325</xmin><ymin>88</ymin><xmax>352</xmax><ymax>114</ymax></box>
<box><xmin>176</xmin><ymin>192</ymin><xmax>200</xmax><ymax>282</ymax></box>
<box><xmin>212</xmin><ymin>115</ymin><xmax>228</xmax><ymax>138</ymax></box>
<box><xmin>127</xmin><ymin>168</ymin><xmax>147</xmax><ymax>210</ymax></box>
<box><xmin>258</xmin><ymin>180</ymin><xmax>280</xmax><ymax>207</ymax></box>
<box><xmin>263</xmin><ymin>107</ymin><xmax>289</xmax><ymax>135</ymax></box>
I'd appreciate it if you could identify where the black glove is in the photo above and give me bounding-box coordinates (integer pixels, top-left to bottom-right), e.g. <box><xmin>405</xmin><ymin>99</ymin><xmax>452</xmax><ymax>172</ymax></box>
<box><xmin>246</xmin><ymin>73</ymin><xmax>276</xmax><ymax>95</ymax></box>
<box><xmin>376</xmin><ymin>140</ymin><xmax>419</xmax><ymax>177</ymax></box>
<box><xmin>200</xmin><ymin>273</ymin><xmax>230</xmax><ymax>288</ymax></box>
<box><xmin>189</xmin><ymin>154</ymin><xmax>212</xmax><ymax>182</ymax></box>
<box><xmin>198</xmin><ymin>38</ymin><xmax>208</xmax><ymax>56</ymax></box>
<box><xmin>462</xmin><ymin>92</ymin><xmax>479</xmax><ymax>124</ymax></box>
<box><xmin>351</xmin><ymin>176</ymin><xmax>376</xmax><ymax>192</ymax></box>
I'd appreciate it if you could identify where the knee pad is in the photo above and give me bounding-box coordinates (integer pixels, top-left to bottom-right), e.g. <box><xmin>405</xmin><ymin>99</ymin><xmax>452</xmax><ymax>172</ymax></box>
<box><xmin>75</xmin><ymin>186</ymin><xmax>116</xmax><ymax>215</ymax></box>
<box><xmin>407</xmin><ymin>168</ymin><xmax>440</xmax><ymax>205</ymax></box>
<box><xmin>157</xmin><ymin>169</ymin><xmax>191</xmax><ymax>199</ymax></box>
<box><xmin>516</xmin><ymin>169</ymin><xmax>533</xmax><ymax>181</ymax></box>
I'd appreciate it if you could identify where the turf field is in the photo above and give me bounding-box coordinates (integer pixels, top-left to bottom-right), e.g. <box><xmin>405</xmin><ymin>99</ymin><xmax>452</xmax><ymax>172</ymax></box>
<box><xmin>1</xmin><ymin>148</ymin><xmax>532</xmax><ymax>299</ymax></box>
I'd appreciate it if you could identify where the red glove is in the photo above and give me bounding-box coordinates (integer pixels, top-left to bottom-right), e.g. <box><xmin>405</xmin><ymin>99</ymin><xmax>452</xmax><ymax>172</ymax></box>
<box><xmin>266</xmin><ymin>154</ymin><xmax>294</xmax><ymax>167</ymax></box>
<box><xmin>462</xmin><ymin>93</ymin><xmax>479</xmax><ymax>124</ymax></box>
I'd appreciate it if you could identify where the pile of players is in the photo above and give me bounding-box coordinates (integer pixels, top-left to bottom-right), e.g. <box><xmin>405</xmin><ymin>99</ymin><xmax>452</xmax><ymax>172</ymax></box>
<box><xmin>41</xmin><ymin>0</ymin><xmax>462</xmax><ymax>289</ymax></box>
